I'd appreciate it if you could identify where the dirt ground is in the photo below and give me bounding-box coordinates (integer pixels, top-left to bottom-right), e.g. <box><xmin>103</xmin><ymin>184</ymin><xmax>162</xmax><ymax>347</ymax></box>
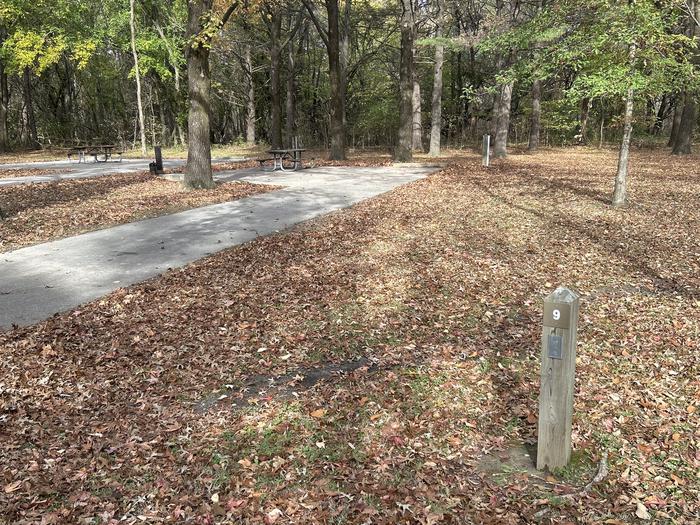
<box><xmin>0</xmin><ymin>147</ymin><xmax>698</xmax><ymax>524</ymax></box>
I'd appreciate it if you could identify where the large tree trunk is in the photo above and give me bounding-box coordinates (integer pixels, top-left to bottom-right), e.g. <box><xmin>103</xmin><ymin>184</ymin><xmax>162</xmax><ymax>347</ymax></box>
<box><xmin>492</xmin><ymin>81</ymin><xmax>513</xmax><ymax>158</ymax></box>
<box><xmin>326</xmin><ymin>0</ymin><xmax>346</xmax><ymax>160</ymax></box>
<box><xmin>286</xmin><ymin>32</ymin><xmax>296</xmax><ymax>143</ymax></box>
<box><xmin>184</xmin><ymin>0</ymin><xmax>214</xmax><ymax>189</ymax></box>
<box><xmin>612</xmin><ymin>85</ymin><xmax>634</xmax><ymax>207</ymax></box>
<box><xmin>672</xmin><ymin>1</ymin><xmax>700</xmax><ymax>153</ymax></box>
<box><xmin>130</xmin><ymin>0</ymin><xmax>147</xmax><ymax>156</ymax></box>
<box><xmin>395</xmin><ymin>0</ymin><xmax>414</xmax><ymax>162</ymax></box>
<box><xmin>428</xmin><ymin>20</ymin><xmax>444</xmax><ymax>157</ymax></box>
<box><xmin>668</xmin><ymin>97</ymin><xmax>683</xmax><ymax>147</ymax></box>
<box><xmin>671</xmin><ymin>97</ymin><xmax>697</xmax><ymax>155</ymax></box>
<box><xmin>340</xmin><ymin>0</ymin><xmax>351</xmax><ymax>148</ymax></box>
<box><xmin>0</xmin><ymin>53</ymin><xmax>8</xmax><ymax>153</ymax></box>
<box><xmin>269</xmin><ymin>11</ymin><xmax>283</xmax><ymax>149</ymax></box>
<box><xmin>528</xmin><ymin>79</ymin><xmax>541</xmax><ymax>151</ymax></box>
<box><xmin>412</xmin><ymin>75</ymin><xmax>423</xmax><ymax>151</ymax></box>
<box><xmin>672</xmin><ymin>0</ymin><xmax>700</xmax><ymax>155</ymax></box>
<box><xmin>245</xmin><ymin>43</ymin><xmax>256</xmax><ymax>146</ymax></box>
<box><xmin>22</xmin><ymin>68</ymin><xmax>38</xmax><ymax>149</ymax></box>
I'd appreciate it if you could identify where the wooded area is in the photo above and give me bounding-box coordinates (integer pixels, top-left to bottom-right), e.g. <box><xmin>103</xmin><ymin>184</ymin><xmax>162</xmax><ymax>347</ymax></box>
<box><xmin>2</xmin><ymin>2</ymin><xmax>699</xmax><ymax>523</ymax></box>
<box><xmin>0</xmin><ymin>0</ymin><xmax>698</xmax><ymax>190</ymax></box>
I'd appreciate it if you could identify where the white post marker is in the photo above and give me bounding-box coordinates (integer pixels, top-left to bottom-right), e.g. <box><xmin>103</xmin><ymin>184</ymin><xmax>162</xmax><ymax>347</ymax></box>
<box><xmin>482</xmin><ymin>134</ymin><xmax>490</xmax><ymax>167</ymax></box>
<box><xmin>537</xmin><ymin>286</ymin><xmax>581</xmax><ymax>470</ymax></box>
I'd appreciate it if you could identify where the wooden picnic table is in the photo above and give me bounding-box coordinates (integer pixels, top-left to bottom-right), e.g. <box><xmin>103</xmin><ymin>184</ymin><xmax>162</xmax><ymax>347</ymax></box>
<box><xmin>68</xmin><ymin>144</ymin><xmax>123</xmax><ymax>163</ymax></box>
<box><xmin>264</xmin><ymin>148</ymin><xmax>307</xmax><ymax>171</ymax></box>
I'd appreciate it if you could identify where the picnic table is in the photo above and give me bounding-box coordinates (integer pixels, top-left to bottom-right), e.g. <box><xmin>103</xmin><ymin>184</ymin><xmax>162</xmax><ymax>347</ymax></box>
<box><xmin>259</xmin><ymin>148</ymin><xmax>307</xmax><ymax>171</ymax></box>
<box><xmin>68</xmin><ymin>145</ymin><xmax>123</xmax><ymax>163</ymax></box>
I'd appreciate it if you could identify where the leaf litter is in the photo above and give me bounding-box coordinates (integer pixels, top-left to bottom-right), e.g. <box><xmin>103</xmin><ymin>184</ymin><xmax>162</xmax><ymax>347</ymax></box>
<box><xmin>0</xmin><ymin>147</ymin><xmax>698</xmax><ymax>524</ymax></box>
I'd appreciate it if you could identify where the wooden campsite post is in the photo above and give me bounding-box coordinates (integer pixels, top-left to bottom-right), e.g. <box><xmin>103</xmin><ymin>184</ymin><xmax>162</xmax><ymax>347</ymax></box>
<box><xmin>537</xmin><ymin>286</ymin><xmax>580</xmax><ymax>470</ymax></box>
<box><xmin>482</xmin><ymin>134</ymin><xmax>490</xmax><ymax>167</ymax></box>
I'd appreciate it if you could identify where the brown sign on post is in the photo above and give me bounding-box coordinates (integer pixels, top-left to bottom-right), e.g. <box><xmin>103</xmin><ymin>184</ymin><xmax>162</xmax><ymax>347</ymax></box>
<box><xmin>537</xmin><ymin>286</ymin><xmax>580</xmax><ymax>471</ymax></box>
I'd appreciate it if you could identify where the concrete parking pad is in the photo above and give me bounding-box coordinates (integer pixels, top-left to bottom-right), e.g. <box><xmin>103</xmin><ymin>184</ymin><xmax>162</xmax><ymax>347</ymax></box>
<box><xmin>0</xmin><ymin>165</ymin><xmax>436</xmax><ymax>328</ymax></box>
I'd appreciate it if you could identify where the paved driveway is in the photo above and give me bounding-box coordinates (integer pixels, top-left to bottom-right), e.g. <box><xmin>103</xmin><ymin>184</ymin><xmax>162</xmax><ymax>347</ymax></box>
<box><xmin>0</xmin><ymin>157</ymin><xmax>246</xmax><ymax>187</ymax></box>
<box><xmin>0</xmin><ymin>165</ymin><xmax>436</xmax><ymax>329</ymax></box>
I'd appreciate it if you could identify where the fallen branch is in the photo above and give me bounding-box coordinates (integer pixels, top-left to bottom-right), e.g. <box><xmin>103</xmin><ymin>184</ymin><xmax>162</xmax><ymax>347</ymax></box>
<box><xmin>564</xmin><ymin>450</ymin><xmax>609</xmax><ymax>499</ymax></box>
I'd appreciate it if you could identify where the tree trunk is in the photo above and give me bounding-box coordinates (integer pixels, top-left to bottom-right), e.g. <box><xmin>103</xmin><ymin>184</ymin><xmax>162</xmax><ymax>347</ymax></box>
<box><xmin>651</xmin><ymin>94</ymin><xmax>667</xmax><ymax>135</ymax></box>
<box><xmin>326</xmin><ymin>0</ymin><xmax>346</xmax><ymax>160</ymax></box>
<box><xmin>612</xmin><ymin>85</ymin><xmax>634</xmax><ymax>207</ymax></box>
<box><xmin>395</xmin><ymin>0</ymin><xmax>414</xmax><ymax>162</ymax></box>
<box><xmin>412</xmin><ymin>74</ymin><xmax>422</xmax><ymax>151</ymax></box>
<box><xmin>493</xmin><ymin>81</ymin><xmax>513</xmax><ymax>158</ymax></box>
<box><xmin>22</xmin><ymin>68</ymin><xmax>38</xmax><ymax>149</ymax></box>
<box><xmin>245</xmin><ymin>43</ymin><xmax>256</xmax><ymax>146</ymax></box>
<box><xmin>269</xmin><ymin>11</ymin><xmax>283</xmax><ymax>149</ymax></box>
<box><xmin>577</xmin><ymin>97</ymin><xmax>592</xmax><ymax>145</ymax></box>
<box><xmin>668</xmin><ymin>97</ymin><xmax>683</xmax><ymax>147</ymax></box>
<box><xmin>671</xmin><ymin>96</ymin><xmax>697</xmax><ymax>155</ymax></box>
<box><xmin>528</xmin><ymin>79</ymin><xmax>541</xmax><ymax>151</ymax></box>
<box><xmin>672</xmin><ymin>1</ymin><xmax>700</xmax><ymax>153</ymax></box>
<box><xmin>428</xmin><ymin>21</ymin><xmax>444</xmax><ymax>157</ymax></box>
<box><xmin>340</xmin><ymin>0</ymin><xmax>351</xmax><ymax>149</ymax></box>
<box><xmin>130</xmin><ymin>0</ymin><xmax>147</xmax><ymax>156</ymax></box>
<box><xmin>184</xmin><ymin>0</ymin><xmax>214</xmax><ymax>189</ymax></box>
<box><xmin>286</xmin><ymin>33</ymin><xmax>296</xmax><ymax>143</ymax></box>
<box><xmin>0</xmin><ymin>55</ymin><xmax>8</xmax><ymax>153</ymax></box>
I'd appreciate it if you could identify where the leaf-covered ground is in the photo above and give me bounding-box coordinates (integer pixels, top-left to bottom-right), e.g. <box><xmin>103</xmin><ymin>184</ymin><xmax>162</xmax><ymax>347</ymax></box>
<box><xmin>0</xmin><ymin>148</ymin><xmax>698</xmax><ymax>524</ymax></box>
<box><xmin>0</xmin><ymin>172</ymin><xmax>279</xmax><ymax>252</ymax></box>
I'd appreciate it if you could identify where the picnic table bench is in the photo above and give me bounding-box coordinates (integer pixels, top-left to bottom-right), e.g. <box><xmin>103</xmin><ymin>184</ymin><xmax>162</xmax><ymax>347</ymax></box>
<box><xmin>258</xmin><ymin>148</ymin><xmax>308</xmax><ymax>171</ymax></box>
<box><xmin>68</xmin><ymin>145</ymin><xmax>123</xmax><ymax>163</ymax></box>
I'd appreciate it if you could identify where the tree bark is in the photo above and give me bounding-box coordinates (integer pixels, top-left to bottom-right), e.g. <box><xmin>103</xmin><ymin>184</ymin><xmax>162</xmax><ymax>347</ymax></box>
<box><xmin>668</xmin><ymin>97</ymin><xmax>683</xmax><ymax>147</ymax></box>
<box><xmin>0</xmin><ymin>52</ymin><xmax>8</xmax><ymax>153</ymax></box>
<box><xmin>493</xmin><ymin>81</ymin><xmax>513</xmax><ymax>158</ymax></box>
<box><xmin>671</xmin><ymin>97</ymin><xmax>697</xmax><ymax>155</ymax></box>
<box><xmin>302</xmin><ymin>0</ymin><xmax>347</xmax><ymax>159</ymax></box>
<box><xmin>326</xmin><ymin>0</ymin><xmax>346</xmax><ymax>160</ymax></box>
<box><xmin>651</xmin><ymin>94</ymin><xmax>667</xmax><ymax>135</ymax></box>
<box><xmin>672</xmin><ymin>0</ymin><xmax>699</xmax><ymax>153</ymax></box>
<box><xmin>428</xmin><ymin>20</ymin><xmax>444</xmax><ymax>157</ymax></box>
<box><xmin>528</xmin><ymin>79</ymin><xmax>541</xmax><ymax>151</ymax></box>
<box><xmin>395</xmin><ymin>0</ymin><xmax>414</xmax><ymax>162</ymax></box>
<box><xmin>245</xmin><ymin>43</ymin><xmax>256</xmax><ymax>146</ymax></box>
<box><xmin>269</xmin><ymin>11</ymin><xmax>283</xmax><ymax>149</ymax></box>
<box><xmin>22</xmin><ymin>68</ymin><xmax>38</xmax><ymax>149</ymax></box>
<box><xmin>612</xmin><ymin>83</ymin><xmax>635</xmax><ymax>207</ymax></box>
<box><xmin>340</xmin><ymin>0</ymin><xmax>351</xmax><ymax>146</ymax></box>
<box><xmin>184</xmin><ymin>0</ymin><xmax>215</xmax><ymax>189</ymax></box>
<box><xmin>130</xmin><ymin>0</ymin><xmax>148</xmax><ymax>156</ymax></box>
<box><xmin>412</xmin><ymin>74</ymin><xmax>423</xmax><ymax>151</ymax></box>
<box><xmin>286</xmin><ymin>30</ymin><xmax>296</xmax><ymax>143</ymax></box>
<box><xmin>577</xmin><ymin>97</ymin><xmax>592</xmax><ymax>145</ymax></box>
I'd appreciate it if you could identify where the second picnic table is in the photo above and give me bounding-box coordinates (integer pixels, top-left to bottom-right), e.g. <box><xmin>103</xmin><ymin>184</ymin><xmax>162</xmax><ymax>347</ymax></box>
<box><xmin>68</xmin><ymin>145</ymin><xmax>122</xmax><ymax>163</ymax></box>
<box><xmin>264</xmin><ymin>148</ymin><xmax>307</xmax><ymax>171</ymax></box>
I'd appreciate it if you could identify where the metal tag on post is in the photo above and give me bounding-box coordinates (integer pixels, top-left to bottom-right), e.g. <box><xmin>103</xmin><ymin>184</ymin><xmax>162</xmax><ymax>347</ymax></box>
<box><xmin>548</xmin><ymin>334</ymin><xmax>563</xmax><ymax>360</ymax></box>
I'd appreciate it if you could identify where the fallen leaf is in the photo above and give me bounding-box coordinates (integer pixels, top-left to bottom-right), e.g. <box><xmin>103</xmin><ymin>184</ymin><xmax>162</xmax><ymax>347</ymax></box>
<box><xmin>264</xmin><ymin>508</ymin><xmax>283</xmax><ymax>524</ymax></box>
<box><xmin>3</xmin><ymin>480</ymin><xmax>21</xmax><ymax>493</ymax></box>
<box><xmin>636</xmin><ymin>501</ymin><xmax>651</xmax><ymax>520</ymax></box>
